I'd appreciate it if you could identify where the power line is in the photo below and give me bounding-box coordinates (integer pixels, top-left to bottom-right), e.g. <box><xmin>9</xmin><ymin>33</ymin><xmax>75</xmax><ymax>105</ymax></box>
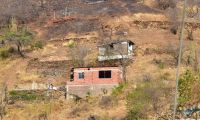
<box><xmin>172</xmin><ymin>0</ymin><xmax>187</xmax><ymax>119</ymax></box>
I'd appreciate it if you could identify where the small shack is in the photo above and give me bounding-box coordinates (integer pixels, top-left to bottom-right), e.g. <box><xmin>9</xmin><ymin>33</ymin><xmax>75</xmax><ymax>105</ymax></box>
<box><xmin>98</xmin><ymin>40</ymin><xmax>135</xmax><ymax>61</ymax></box>
<box><xmin>67</xmin><ymin>66</ymin><xmax>123</xmax><ymax>97</ymax></box>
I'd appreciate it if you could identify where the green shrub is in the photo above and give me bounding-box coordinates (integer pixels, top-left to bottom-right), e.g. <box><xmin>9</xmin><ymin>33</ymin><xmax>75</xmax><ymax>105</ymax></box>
<box><xmin>9</xmin><ymin>90</ymin><xmax>44</xmax><ymax>101</ymax></box>
<box><xmin>31</xmin><ymin>41</ymin><xmax>43</xmax><ymax>49</ymax></box>
<box><xmin>126</xmin><ymin>85</ymin><xmax>149</xmax><ymax>120</ymax></box>
<box><xmin>158</xmin><ymin>62</ymin><xmax>165</xmax><ymax>69</ymax></box>
<box><xmin>178</xmin><ymin>70</ymin><xmax>199</xmax><ymax>105</ymax></box>
<box><xmin>126</xmin><ymin>80</ymin><xmax>168</xmax><ymax>119</ymax></box>
<box><xmin>0</xmin><ymin>46</ymin><xmax>11</xmax><ymax>59</ymax></box>
<box><xmin>67</xmin><ymin>40</ymin><xmax>76</xmax><ymax>48</ymax></box>
<box><xmin>112</xmin><ymin>82</ymin><xmax>127</xmax><ymax>96</ymax></box>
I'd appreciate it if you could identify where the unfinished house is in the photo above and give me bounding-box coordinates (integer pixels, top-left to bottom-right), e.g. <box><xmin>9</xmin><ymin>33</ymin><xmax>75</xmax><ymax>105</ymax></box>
<box><xmin>98</xmin><ymin>40</ymin><xmax>135</xmax><ymax>61</ymax></box>
<box><xmin>67</xmin><ymin>67</ymin><xmax>123</xmax><ymax>97</ymax></box>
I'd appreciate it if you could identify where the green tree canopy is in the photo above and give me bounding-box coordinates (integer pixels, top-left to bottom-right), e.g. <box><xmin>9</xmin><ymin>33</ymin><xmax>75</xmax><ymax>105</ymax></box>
<box><xmin>1</xmin><ymin>17</ymin><xmax>34</xmax><ymax>57</ymax></box>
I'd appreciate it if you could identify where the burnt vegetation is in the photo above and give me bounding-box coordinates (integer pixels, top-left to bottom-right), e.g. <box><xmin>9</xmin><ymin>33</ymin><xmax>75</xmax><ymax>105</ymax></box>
<box><xmin>0</xmin><ymin>0</ymin><xmax>71</xmax><ymax>26</ymax></box>
<box><xmin>0</xmin><ymin>0</ymin><xmax>200</xmax><ymax>120</ymax></box>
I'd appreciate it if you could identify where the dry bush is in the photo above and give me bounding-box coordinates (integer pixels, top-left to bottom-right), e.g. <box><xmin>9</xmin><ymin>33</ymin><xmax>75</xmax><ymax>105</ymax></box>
<box><xmin>127</xmin><ymin>77</ymin><xmax>173</xmax><ymax>119</ymax></box>
<box><xmin>99</xmin><ymin>96</ymin><xmax>117</xmax><ymax>108</ymax></box>
<box><xmin>16</xmin><ymin>70</ymin><xmax>40</xmax><ymax>82</ymax></box>
<box><xmin>38</xmin><ymin>111</ymin><xmax>48</xmax><ymax>120</ymax></box>
<box><xmin>156</xmin><ymin>0</ymin><xmax>176</xmax><ymax>10</ymax></box>
<box><xmin>87</xmin><ymin>115</ymin><xmax>101</xmax><ymax>120</ymax></box>
<box><xmin>194</xmin><ymin>49</ymin><xmax>200</xmax><ymax>72</ymax></box>
<box><xmin>164</xmin><ymin>43</ymin><xmax>180</xmax><ymax>63</ymax></box>
<box><xmin>69</xmin><ymin>107</ymin><xmax>81</xmax><ymax>117</ymax></box>
<box><xmin>142</xmin><ymin>72</ymin><xmax>152</xmax><ymax>82</ymax></box>
<box><xmin>68</xmin><ymin>102</ymin><xmax>90</xmax><ymax>118</ymax></box>
<box><xmin>153</xmin><ymin>58</ymin><xmax>165</xmax><ymax>69</ymax></box>
<box><xmin>0</xmin><ymin>104</ymin><xmax>6</xmax><ymax>120</ymax></box>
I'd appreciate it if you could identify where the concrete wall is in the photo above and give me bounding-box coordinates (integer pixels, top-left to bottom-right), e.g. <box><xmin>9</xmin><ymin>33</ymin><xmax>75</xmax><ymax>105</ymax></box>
<box><xmin>14</xmin><ymin>82</ymin><xmax>47</xmax><ymax>90</ymax></box>
<box><xmin>66</xmin><ymin>84</ymin><xmax>118</xmax><ymax>97</ymax></box>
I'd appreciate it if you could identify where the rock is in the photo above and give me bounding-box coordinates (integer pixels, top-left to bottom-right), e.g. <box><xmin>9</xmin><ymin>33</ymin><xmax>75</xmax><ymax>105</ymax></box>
<box><xmin>87</xmin><ymin>115</ymin><xmax>100</xmax><ymax>120</ymax></box>
<box><xmin>7</xmin><ymin>100</ymin><xmax>15</xmax><ymax>105</ymax></box>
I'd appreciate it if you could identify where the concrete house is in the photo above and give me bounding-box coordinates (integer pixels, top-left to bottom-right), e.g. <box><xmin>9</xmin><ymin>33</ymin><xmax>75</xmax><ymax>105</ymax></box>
<box><xmin>98</xmin><ymin>40</ymin><xmax>135</xmax><ymax>61</ymax></box>
<box><xmin>67</xmin><ymin>67</ymin><xmax>123</xmax><ymax>97</ymax></box>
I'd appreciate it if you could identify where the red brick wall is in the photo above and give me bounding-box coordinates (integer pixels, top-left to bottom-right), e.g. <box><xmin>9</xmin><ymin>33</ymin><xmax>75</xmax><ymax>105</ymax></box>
<box><xmin>67</xmin><ymin>67</ymin><xmax>123</xmax><ymax>85</ymax></box>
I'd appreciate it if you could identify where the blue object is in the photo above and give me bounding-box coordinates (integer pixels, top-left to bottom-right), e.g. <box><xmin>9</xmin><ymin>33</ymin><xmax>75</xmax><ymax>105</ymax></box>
<box><xmin>183</xmin><ymin>107</ymin><xmax>200</xmax><ymax>117</ymax></box>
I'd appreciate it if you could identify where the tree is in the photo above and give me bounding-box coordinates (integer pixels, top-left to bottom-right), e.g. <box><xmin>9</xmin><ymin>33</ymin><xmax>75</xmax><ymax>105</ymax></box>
<box><xmin>3</xmin><ymin>17</ymin><xmax>34</xmax><ymax>57</ymax></box>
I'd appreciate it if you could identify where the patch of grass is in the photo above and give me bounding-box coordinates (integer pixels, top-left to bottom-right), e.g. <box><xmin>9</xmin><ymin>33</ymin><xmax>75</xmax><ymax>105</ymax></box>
<box><xmin>0</xmin><ymin>46</ymin><xmax>13</xmax><ymax>59</ymax></box>
<box><xmin>153</xmin><ymin>58</ymin><xmax>165</xmax><ymax>69</ymax></box>
<box><xmin>112</xmin><ymin>82</ymin><xmax>128</xmax><ymax>96</ymax></box>
<box><xmin>99</xmin><ymin>96</ymin><xmax>116</xmax><ymax>108</ymax></box>
<box><xmin>16</xmin><ymin>71</ymin><xmax>40</xmax><ymax>82</ymax></box>
<box><xmin>9</xmin><ymin>90</ymin><xmax>44</xmax><ymax>101</ymax></box>
<box><xmin>160</xmin><ymin>72</ymin><xmax>171</xmax><ymax>80</ymax></box>
<box><xmin>63</xmin><ymin>40</ymin><xmax>76</xmax><ymax>48</ymax></box>
<box><xmin>0</xmin><ymin>59</ymin><xmax>18</xmax><ymax>73</ymax></box>
<box><xmin>31</xmin><ymin>41</ymin><xmax>43</xmax><ymax>50</ymax></box>
<box><xmin>126</xmin><ymin>79</ymin><xmax>169</xmax><ymax>120</ymax></box>
<box><xmin>101</xmin><ymin>112</ymin><xmax>110</xmax><ymax>120</ymax></box>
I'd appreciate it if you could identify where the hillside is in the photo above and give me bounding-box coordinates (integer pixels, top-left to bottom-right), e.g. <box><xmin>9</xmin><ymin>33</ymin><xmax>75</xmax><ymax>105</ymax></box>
<box><xmin>0</xmin><ymin>0</ymin><xmax>200</xmax><ymax>119</ymax></box>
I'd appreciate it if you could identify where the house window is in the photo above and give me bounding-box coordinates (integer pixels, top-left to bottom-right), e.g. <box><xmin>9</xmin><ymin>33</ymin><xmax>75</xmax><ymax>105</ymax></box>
<box><xmin>99</xmin><ymin>70</ymin><xmax>111</xmax><ymax>78</ymax></box>
<box><xmin>78</xmin><ymin>72</ymin><xmax>84</xmax><ymax>79</ymax></box>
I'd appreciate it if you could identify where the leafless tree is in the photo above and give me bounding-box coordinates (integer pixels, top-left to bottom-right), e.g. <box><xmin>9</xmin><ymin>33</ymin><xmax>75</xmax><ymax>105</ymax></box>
<box><xmin>69</xmin><ymin>45</ymin><xmax>89</xmax><ymax>67</ymax></box>
<box><xmin>194</xmin><ymin>49</ymin><xmax>200</xmax><ymax>72</ymax></box>
<box><xmin>98</xmin><ymin>23</ymin><xmax>115</xmax><ymax>45</ymax></box>
<box><xmin>98</xmin><ymin>22</ymin><xmax>132</xmax><ymax>81</ymax></box>
<box><xmin>0</xmin><ymin>83</ymin><xmax>7</xmax><ymax>120</ymax></box>
<box><xmin>114</xmin><ymin>44</ymin><xmax>132</xmax><ymax>82</ymax></box>
<box><xmin>185</xmin><ymin>0</ymin><xmax>199</xmax><ymax>41</ymax></box>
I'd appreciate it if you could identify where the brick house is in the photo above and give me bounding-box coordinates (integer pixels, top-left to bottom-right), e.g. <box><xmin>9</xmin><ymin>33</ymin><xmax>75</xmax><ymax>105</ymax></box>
<box><xmin>66</xmin><ymin>66</ymin><xmax>123</xmax><ymax>97</ymax></box>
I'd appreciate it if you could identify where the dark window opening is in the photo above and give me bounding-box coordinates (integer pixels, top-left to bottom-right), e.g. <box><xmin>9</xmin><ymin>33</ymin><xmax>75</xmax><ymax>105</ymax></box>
<box><xmin>78</xmin><ymin>72</ymin><xmax>84</xmax><ymax>79</ymax></box>
<box><xmin>109</xmin><ymin>44</ymin><xmax>114</xmax><ymax>49</ymax></box>
<box><xmin>70</xmin><ymin>68</ymin><xmax>74</xmax><ymax>81</ymax></box>
<box><xmin>70</xmin><ymin>73</ymin><xmax>74</xmax><ymax>81</ymax></box>
<box><xmin>99</xmin><ymin>70</ymin><xmax>111</xmax><ymax>78</ymax></box>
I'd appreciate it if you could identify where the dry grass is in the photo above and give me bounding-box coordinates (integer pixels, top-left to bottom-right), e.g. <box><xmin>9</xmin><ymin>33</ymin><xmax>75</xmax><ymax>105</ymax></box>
<box><xmin>0</xmin><ymin>1</ymin><xmax>199</xmax><ymax>119</ymax></box>
<box><xmin>4</xmin><ymin>97</ymin><xmax>127</xmax><ymax>120</ymax></box>
<box><xmin>16</xmin><ymin>70</ymin><xmax>40</xmax><ymax>82</ymax></box>
<box><xmin>5</xmin><ymin>100</ymin><xmax>64</xmax><ymax>120</ymax></box>
<box><xmin>62</xmin><ymin>40</ymin><xmax>75</xmax><ymax>47</ymax></box>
